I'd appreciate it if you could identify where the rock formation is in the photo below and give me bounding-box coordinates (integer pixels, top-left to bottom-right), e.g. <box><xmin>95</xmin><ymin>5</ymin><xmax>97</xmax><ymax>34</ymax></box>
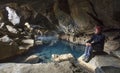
<box><xmin>52</xmin><ymin>53</ymin><xmax>75</xmax><ymax>62</ymax></box>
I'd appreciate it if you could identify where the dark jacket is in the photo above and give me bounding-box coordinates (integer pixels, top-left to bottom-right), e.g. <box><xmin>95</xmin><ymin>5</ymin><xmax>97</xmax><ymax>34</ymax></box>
<box><xmin>87</xmin><ymin>33</ymin><xmax>105</xmax><ymax>51</ymax></box>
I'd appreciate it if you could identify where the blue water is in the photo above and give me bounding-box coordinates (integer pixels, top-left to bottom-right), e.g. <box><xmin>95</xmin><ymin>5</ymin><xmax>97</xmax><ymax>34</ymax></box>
<box><xmin>32</xmin><ymin>40</ymin><xmax>85</xmax><ymax>63</ymax></box>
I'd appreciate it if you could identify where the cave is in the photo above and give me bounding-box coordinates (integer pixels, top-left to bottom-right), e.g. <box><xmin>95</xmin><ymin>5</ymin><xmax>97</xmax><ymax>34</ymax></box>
<box><xmin>0</xmin><ymin>0</ymin><xmax>120</xmax><ymax>73</ymax></box>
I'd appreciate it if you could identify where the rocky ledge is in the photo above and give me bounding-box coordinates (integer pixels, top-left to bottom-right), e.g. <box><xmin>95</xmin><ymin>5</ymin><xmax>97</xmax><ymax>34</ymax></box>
<box><xmin>0</xmin><ymin>53</ymin><xmax>120</xmax><ymax>73</ymax></box>
<box><xmin>51</xmin><ymin>53</ymin><xmax>120</xmax><ymax>73</ymax></box>
<box><xmin>78</xmin><ymin>55</ymin><xmax>120</xmax><ymax>73</ymax></box>
<box><xmin>0</xmin><ymin>61</ymin><xmax>89</xmax><ymax>73</ymax></box>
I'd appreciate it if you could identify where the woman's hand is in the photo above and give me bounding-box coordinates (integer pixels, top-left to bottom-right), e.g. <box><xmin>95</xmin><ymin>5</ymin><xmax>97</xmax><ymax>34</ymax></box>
<box><xmin>86</xmin><ymin>43</ymin><xmax>91</xmax><ymax>46</ymax></box>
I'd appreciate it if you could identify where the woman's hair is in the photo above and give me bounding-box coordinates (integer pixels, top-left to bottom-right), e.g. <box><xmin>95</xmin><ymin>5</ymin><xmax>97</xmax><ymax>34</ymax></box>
<box><xmin>95</xmin><ymin>25</ymin><xmax>102</xmax><ymax>32</ymax></box>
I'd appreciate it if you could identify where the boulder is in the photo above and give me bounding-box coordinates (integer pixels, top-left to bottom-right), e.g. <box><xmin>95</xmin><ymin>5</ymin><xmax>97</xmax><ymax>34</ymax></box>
<box><xmin>52</xmin><ymin>53</ymin><xmax>75</xmax><ymax>62</ymax></box>
<box><xmin>21</xmin><ymin>39</ymin><xmax>34</xmax><ymax>45</ymax></box>
<box><xmin>78</xmin><ymin>55</ymin><xmax>120</xmax><ymax>72</ymax></box>
<box><xmin>24</xmin><ymin>55</ymin><xmax>39</xmax><ymax>63</ymax></box>
<box><xmin>18</xmin><ymin>39</ymin><xmax>34</xmax><ymax>54</ymax></box>
<box><xmin>6</xmin><ymin>25</ymin><xmax>18</xmax><ymax>34</ymax></box>
<box><xmin>0</xmin><ymin>18</ymin><xmax>34</xmax><ymax>60</ymax></box>
<box><xmin>0</xmin><ymin>35</ymin><xmax>12</xmax><ymax>43</ymax></box>
<box><xmin>5</xmin><ymin>6</ymin><xmax>20</xmax><ymax>25</ymax></box>
<box><xmin>0</xmin><ymin>22</ymin><xmax>5</xmax><ymax>29</ymax></box>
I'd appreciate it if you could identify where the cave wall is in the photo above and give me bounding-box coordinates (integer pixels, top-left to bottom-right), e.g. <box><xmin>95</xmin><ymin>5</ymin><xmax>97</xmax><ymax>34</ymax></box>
<box><xmin>53</xmin><ymin>0</ymin><xmax>120</xmax><ymax>34</ymax></box>
<box><xmin>0</xmin><ymin>0</ymin><xmax>120</xmax><ymax>60</ymax></box>
<box><xmin>68</xmin><ymin>0</ymin><xmax>120</xmax><ymax>33</ymax></box>
<box><xmin>0</xmin><ymin>0</ymin><xmax>120</xmax><ymax>33</ymax></box>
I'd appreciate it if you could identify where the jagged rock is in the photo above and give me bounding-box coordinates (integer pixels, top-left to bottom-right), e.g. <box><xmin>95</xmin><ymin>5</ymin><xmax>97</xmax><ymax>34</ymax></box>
<box><xmin>52</xmin><ymin>53</ymin><xmax>75</xmax><ymax>62</ymax></box>
<box><xmin>24</xmin><ymin>22</ymin><xmax>33</xmax><ymax>32</ymax></box>
<box><xmin>0</xmin><ymin>22</ymin><xmax>5</xmax><ymax>28</ymax></box>
<box><xmin>0</xmin><ymin>3</ymin><xmax>36</xmax><ymax>60</ymax></box>
<box><xmin>21</xmin><ymin>39</ymin><xmax>34</xmax><ymax>44</ymax></box>
<box><xmin>0</xmin><ymin>35</ymin><xmax>12</xmax><ymax>43</ymax></box>
<box><xmin>6</xmin><ymin>25</ymin><xmax>18</xmax><ymax>34</ymax></box>
<box><xmin>24</xmin><ymin>55</ymin><xmax>39</xmax><ymax>63</ymax></box>
<box><xmin>18</xmin><ymin>39</ymin><xmax>34</xmax><ymax>53</ymax></box>
<box><xmin>18</xmin><ymin>44</ymin><xmax>33</xmax><ymax>50</ymax></box>
<box><xmin>5</xmin><ymin>6</ymin><xmax>20</xmax><ymax>25</ymax></box>
<box><xmin>69</xmin><ymin>35</ymin><xmax>74</xmax><ymax>42</ymax></box>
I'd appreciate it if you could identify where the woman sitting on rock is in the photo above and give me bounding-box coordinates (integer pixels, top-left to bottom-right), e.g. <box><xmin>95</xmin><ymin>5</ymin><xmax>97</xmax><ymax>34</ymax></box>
<box><xmin>83</xmin><ymin>25</ymin><xmax>105</xmax><ymax>62</ymax></box>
